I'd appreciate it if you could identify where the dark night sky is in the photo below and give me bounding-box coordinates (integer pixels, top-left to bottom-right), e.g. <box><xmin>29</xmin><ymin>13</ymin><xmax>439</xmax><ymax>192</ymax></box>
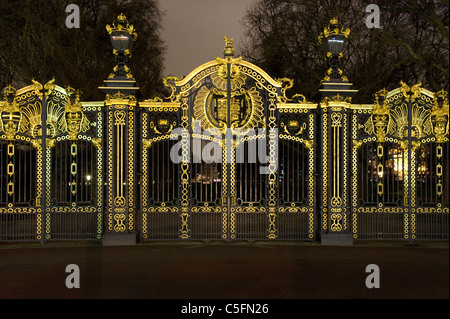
<box><xmin>159</xmin><ymin>0</ymin><xmax>256</xmax><ymax>77</ymax></box>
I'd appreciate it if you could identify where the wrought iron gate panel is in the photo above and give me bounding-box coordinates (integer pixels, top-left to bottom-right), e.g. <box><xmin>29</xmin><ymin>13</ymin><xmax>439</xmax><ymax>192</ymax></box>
<box><xmin>47</xmin><ymin>90</ymin><xmax>103</xmax><ymax>241</ymax></box>
<box><xmin>179</xmin><ymin>72</ymin><xmax>227</xmax><ymax>240</ymax></box>
<box><xmin>276</xmin><ymin>103</ymin><xmax>316</xmax><ymax>240</ymax></box>
<box><xmin>352</xmin><ymin>84</ymin><xmax>449</xmax><ymax>242</ymax></box>
<box><xmin>0</xmin><ymin>85</ymin><xmax>44</xmax><ymax>241</ymax></box>
<box><xmin>414</xmin><ymin>136</ymin><xmax>449</xmax><ymax>240</ymax></box>
<box><xmin>0</xmin><ymin>139</ymin><xmax>38</xmax><ymax>241</ymax></box>
<box><xmin>353</xmin><ymin>140</ymin><xmax>406</xmax><ymax>240</ymax></box>
<box><xmin>48</xmin><ymin>99</ymin><xmax>103</xmax><ymax>241</ymax></box>
<box><xmin>233</xmin><ymin>136</ymin><xmax>268</xmax><ymax>240</ymax></box>
<box><xmin>190</xmin><ymin>137</ymin><xmax>224</xmax><ymax>240</ymax></box>
<box><xmin>139</xmin><ymin>50</ymin><xmax>317</xmax><ymax>241</ymax></box>
<box><xmin>140</xmin><ymin>103</ymin><xmax>181</xmax><ymax>240</ymax></box>
<box><xmin>0</xmin><ymin>82</ymin><xmax>103</xmax><ymax>242</ymax></box>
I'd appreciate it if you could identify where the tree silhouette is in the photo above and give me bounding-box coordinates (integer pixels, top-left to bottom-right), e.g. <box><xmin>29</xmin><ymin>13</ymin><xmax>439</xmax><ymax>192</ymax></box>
<box><xmin>0</xmin><ymin>0</ymin><xmax>166</xmax><ymax>100</ymax></box>
<box><xmin>240</xmin><ymin>0</ymin><xmax>449</xmax><ymax>103</ymax></box>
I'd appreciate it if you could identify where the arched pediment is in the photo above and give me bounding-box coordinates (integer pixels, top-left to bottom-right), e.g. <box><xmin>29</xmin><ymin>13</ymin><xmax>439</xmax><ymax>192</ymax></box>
<box><xmin>150</xmin><ymin>37</ymin><xmax>308</xmax><ymax>135</ymax></box>
<box><xmin>173</xmin><ymin>59</ymin><xmax>283</xmax><ymax>92</ymax></box>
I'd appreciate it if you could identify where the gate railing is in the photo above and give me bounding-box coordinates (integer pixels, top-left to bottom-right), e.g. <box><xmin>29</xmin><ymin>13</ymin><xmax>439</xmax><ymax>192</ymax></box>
<box><xmin>138</xmin><ymin>60</ymin><xmax>318</xmax><ymax>241</ymax></box>
<box><xmin>0</xmin><ymin>69</ymin><xmax>448</xmax><ymax>244</ymax></box>
<box><xmin>0</xmin><ymin>82</ymin><xmax>103</xmax><ymax>242</ymax></box>
<box><xmin>351</xmin><ymin>84</ymin><xmax>449</xmax><ymax>242</ymax></box>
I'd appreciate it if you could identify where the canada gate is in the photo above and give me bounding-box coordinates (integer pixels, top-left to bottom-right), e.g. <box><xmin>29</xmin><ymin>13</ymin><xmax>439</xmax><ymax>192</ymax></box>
<box><xmin>0</xmin><ymin>18</ymin><xmax>448</xmax><ymax>244</ymax></box>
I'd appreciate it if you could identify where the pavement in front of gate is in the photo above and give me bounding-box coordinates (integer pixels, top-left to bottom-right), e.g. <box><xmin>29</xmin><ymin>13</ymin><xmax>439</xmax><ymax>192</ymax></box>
<box><xmin>0</xmin><ymin>241</ymin><xmax>448</xmax><ymax>299</ymax></box>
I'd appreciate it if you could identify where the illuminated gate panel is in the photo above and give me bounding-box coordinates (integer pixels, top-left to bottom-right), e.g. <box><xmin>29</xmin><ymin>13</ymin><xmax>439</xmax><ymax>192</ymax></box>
<box><xmin>415</xmin><ymin>142</ymin><xmax>449</xmax><ymax>240</ymax></box>
<box><xmin>138</xmin><ymin>44</ymin><xmax>317</xmax><ymax>241</ymax></box>
<box><xmin>352</xmin><ymin>85</ymin><xmax>449</xmax><ymax>242</ymax></box>
<box><xmin>0</xmin><ymin>82</ymin><xmax>103</xmax><ymax>242</ymax></box>
<box><xmin>0</xmin><ymin>140</ymin><xmax>37</xmax><ymax>241</ymax></box>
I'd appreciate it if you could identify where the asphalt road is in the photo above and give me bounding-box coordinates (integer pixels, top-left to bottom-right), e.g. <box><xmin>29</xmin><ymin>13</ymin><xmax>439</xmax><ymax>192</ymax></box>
<box><xmin>0</xmin><ymin>241</ymin><xmax>448</xmax><ymax>300</ymax></box>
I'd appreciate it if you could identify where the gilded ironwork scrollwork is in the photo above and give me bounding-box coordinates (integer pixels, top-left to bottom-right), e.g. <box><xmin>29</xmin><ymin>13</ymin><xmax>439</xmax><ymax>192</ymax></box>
<box><xmin>352</xmin><ymin>83</ymin><xmax>448</xmax><ymax>241</ymax></box>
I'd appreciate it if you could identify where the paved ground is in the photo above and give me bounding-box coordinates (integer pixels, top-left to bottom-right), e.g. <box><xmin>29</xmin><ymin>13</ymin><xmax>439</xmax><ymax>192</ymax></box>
<box><xmin>0</xmin><ymin>241</ymin><xmax>448</xmax><ymax>300</ymax></box>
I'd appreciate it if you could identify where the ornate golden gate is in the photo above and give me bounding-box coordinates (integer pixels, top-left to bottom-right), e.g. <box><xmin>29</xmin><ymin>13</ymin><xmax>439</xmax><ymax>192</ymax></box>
<box><xmin>139</xmin><ymin>38</ymin><xmax>316</xmax><ymax>241</ymax></box>
<box><xmin>351</xmin><ymin>83</ymin><xmax>449</xmax><ymax>241</ymax></box>
<box><xmin>0</xmin><ymin>82</ymin><xmax>103</xmax><ymax>242</ymax></box>
<box><xmin>1</xmin><ymin>15</ymin><xmax>448</xmax><ymax>244</ymax></box>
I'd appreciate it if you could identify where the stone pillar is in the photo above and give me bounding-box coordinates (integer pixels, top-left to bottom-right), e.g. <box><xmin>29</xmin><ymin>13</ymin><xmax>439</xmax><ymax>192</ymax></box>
<box><xmin>317</xmin><ymin>84</ymin><xmax>356</xmax><ymax>245</ymax></box>
<box><xmin>315</xmin><ymin>18</ymin><xmax>358</xmax><ymax>245</ymax></box>
<box><xmin>99</xmin><ymin>77</ymin><xmax>140</xmax><ymax>246</ymax></box>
